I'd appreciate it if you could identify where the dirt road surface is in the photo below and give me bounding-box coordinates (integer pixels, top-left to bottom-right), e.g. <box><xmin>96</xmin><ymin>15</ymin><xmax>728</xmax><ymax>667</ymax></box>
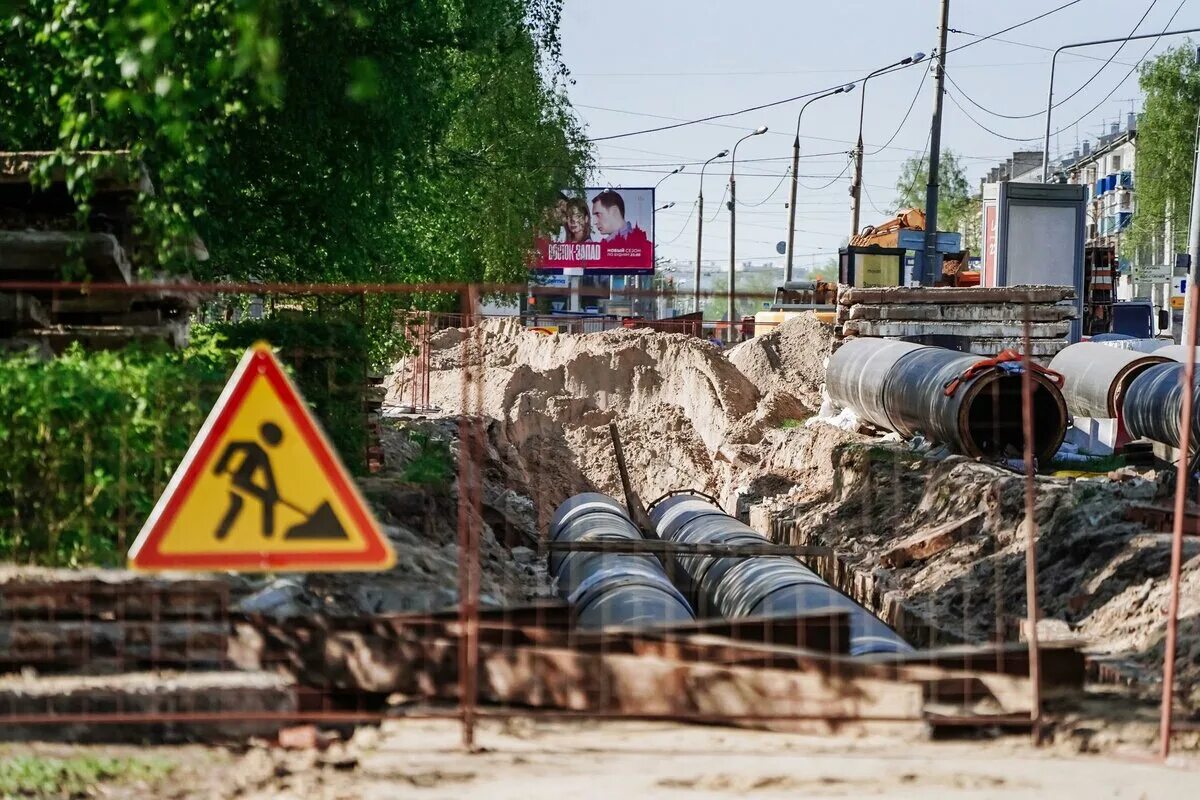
<box><xmin>11</xmin><ymin>718</ymin><xmax>1199</xmax><ymax>799</ymax></box>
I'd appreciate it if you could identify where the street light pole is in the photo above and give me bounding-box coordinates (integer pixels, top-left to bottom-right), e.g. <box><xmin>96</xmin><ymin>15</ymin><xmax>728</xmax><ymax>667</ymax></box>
<box><xmin>922</xmin><ymin>0</ymin><xmax>950</xmax><ymax>286</ymax></box>
<box><xmin>730</xmin><ymin>126</ymin><xmax>768</xmax><ymax>332</ymax></box>
<box><xmin>654</xmin><ymin>165</ymin><xmax>685</xmax><ymax>191</ymax></box>
<box><xmin>788</xmin><ymin>84</ymin><xmax>855</xmax><ymax>283</ymax></box>
<box><xmin>850</xmin><ymin>52</ymin><xmax>926</xmax><ymax>239</ymax></box>
<box><xmin>696</xmin><ymin>150</ymin><xmax>728</xmax><ymax>313</ymax></box>
<box><xmin>1042</xmin><ymin>27</ymin><xmax>1200</xmax><ymax>182</ymax></box>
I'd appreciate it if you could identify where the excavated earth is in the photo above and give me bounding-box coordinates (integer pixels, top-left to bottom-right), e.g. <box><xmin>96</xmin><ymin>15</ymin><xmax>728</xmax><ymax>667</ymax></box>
<box><xmin>391</xmin><ymin>314</ymin><xmax>1200</xmax><ymax>708</ymax></box>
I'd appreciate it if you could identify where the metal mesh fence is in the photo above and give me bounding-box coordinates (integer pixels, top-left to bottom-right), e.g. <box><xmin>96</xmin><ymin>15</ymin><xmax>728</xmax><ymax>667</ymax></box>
<box><xmin>0</xmin><ymin>279</ymin><xmax>1193</xmax><ymax>757</ymax></box>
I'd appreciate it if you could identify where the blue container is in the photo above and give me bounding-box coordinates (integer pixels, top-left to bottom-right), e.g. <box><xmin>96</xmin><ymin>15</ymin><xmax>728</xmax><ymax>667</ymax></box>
<box><xmin>1095</xmin><ymin>180</ymin><xmax>1104</xmax><ymax>198</ymax></box>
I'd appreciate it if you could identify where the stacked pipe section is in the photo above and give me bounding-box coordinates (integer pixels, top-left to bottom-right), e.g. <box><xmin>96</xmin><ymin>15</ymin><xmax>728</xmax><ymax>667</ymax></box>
<box><xmin>1122</xmin><ymin>362</ymin><xmax>1200</xmax><ymax>451</ymax></box>
<box><xmin>827</xmin><ymin>338</ymin><xmax>1069</xmax><ymax>461</ymax></box>
<box><xmin>650</xmin><ymin>495</ymin><xmax>912</xmax><ymax>656</ymax></box>
<box><xmin>548</xmin><ymin>493</ymin><xmax>695</xmax><ymax>629</ymax></box>
<box><xmin>1048</xmin><ymin>342</ymin><xmax>1169</xmax><ymax>419</ymax></box>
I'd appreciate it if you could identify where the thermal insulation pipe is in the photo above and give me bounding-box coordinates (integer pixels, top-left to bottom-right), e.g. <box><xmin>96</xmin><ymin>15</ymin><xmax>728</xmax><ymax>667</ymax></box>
<box><xmin>1154</xmin><ymin>344</ymin><xmax>1200</xmax><ymax>363</ymax></box>
<box><xmin>548</xmin><ymin>493</ymin><xmax>695</xmax><ymax>629</ymax></box>
<box><xmin>827</xmin><ymin>338</ymin><xmax>1069</xmax><ymax>461</ymax></box>
<box><xmin>1122</xmin><ymin>362</ymin><xmax>1200</xmax><ymax>451</ymax></box>
<box><xmin>649</xmin><ymin>495</ymin><xmax>912</xmax><ymax>656</ymax></box>
<box><xmin>1048</xmin><ymin>342</ymin><xmax>1170</xmax><ymax>418</ymax></box>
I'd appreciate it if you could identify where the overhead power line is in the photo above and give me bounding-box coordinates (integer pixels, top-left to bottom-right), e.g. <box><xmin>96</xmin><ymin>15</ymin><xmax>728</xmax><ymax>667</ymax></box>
<box><xmin>946</xmin><ymin>0</ymin><xmax>1187</xmax><ymax>145</ymax></box>
<box><xmin>584</xmin><ymin>0</ymin><xmax>1086</xmax><ymax>142</ymax></box>
<box><xmin>943</xmin><ymin>0</ymin><xmax>1160</xmax><ymax>120</ymax></box>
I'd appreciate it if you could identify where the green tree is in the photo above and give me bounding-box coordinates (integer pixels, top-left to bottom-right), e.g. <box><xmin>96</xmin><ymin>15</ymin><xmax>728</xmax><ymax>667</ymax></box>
<box><xmin>1125</xmin><ymin>43</ymin><xmax>1200</xmax><ymax>261</ymax></box>
<box><xmin>891</xmin><ymin>150</ymin><xmax>974</xmax><ymax>250</ymax></box>
<box><xmin>0</xmin><ymin>1</ymin><xmax>590</xmax><ymax>289</ymax></box>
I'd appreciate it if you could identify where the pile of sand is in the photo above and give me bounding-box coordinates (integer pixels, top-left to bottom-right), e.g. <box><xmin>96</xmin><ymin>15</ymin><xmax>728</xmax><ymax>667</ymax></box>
<box><xmin>390</xmin><ymin>320</ymin><xmax>809</xmax><ymax>522</ymax></box>
<box><xmin>726</xmin><ymin>313</ymin><xmax>833</xmax><ymax>414</ymax></box>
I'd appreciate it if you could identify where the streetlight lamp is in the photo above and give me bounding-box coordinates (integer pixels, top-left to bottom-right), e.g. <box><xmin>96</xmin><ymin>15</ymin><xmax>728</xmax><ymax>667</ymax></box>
<box><xmin>850</xmin><ymin>52</ymin><xmax>925</xmax><ymax>239</ymax></box>
<box><xmin>654</xmin><ymin>165</ymin><xmax>686</xmax><ymax>190</ymax></box>
<box><xmin>656</xmin><ymin>201</ymin><xmax>676</xmax><ymax>211</ymax></box>
<box><xmin>787</xmin><ymin>83</ymin><xmax>855</xmax><ymax>283</ymax></box>
<box><xmin>696</xmin><ymin>150</ymin><xmax>728</xmax><ymax>313</ymax></box>
<box><xmin>729</xmin><ymin>126</ymin><xmax>769</xmax><ymax>330</ymax></box>
<box><xmin>1042</xmin><ymin>28</ymin><xmax>1200</xmax><ymax>181</ymax></box>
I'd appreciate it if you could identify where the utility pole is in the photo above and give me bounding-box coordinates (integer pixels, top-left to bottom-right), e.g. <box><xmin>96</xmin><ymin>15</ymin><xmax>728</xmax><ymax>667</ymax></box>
<box><xmin>1183</xmin><ymin>46</ymin><xmax>1200</xmax><ymax>341</ymax></box>
<box><xmin>729</xmin><ymin>127</ymin><xmax>767</xmax><ymax>332</ymax></box>
<box><xmin>788</xmin><ymin>85</ymin><xmax>855</xmax><ymax>283</ymax></box>
<box><xmin>922</xmin><ymin>0</ymin><xmax>950</xmax><ymax>286</ymax></box>
<box><xmin>696</xmin><ymin>151</ymin><xmax>727</xmax><ymax>314</ymax></box>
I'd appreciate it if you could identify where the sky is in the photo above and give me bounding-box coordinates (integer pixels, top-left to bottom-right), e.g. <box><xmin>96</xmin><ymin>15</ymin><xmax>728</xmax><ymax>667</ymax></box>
<box><xmin>558</xmin><ymin>0</ymin><xmax>1200</xmax><ymax>273</ymax></box>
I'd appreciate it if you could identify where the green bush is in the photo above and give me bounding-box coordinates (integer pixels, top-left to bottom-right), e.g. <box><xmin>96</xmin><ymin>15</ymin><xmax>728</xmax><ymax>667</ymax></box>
<box><xmin>203</xmin><ymin>314</ymin><xmax>380</xmax><ymax>473</ymax></box>
<box><xmin>0</xmin><ymin>314</ymin><xmax>383</xmax><ymax>566</ymax></box>
<box><xmin>0</xmin><ymin>335</ymin><xmax>238</xmax><ymax>566</ymax></box>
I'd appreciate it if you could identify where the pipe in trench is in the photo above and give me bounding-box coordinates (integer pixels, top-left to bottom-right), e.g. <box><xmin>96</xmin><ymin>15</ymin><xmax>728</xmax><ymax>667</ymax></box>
<box><xmin>827</xmin><ymin>338</ymin><xmax>1069</xmax><ymax>461</ymax></box>
<box><xmin>548</xmin><ymin>493</ymin><xmax>695</xmax><ymax>629</ymax></box>
<box><xmin>1122</xmin><ymin>362</ymin><xmax>1200</xmax><ymax>451</ymax></box>
<box><xmin>649</xmin><ymin>495</ymin><xmax>913</xmax><ymax>657</ymax></box>
<box><xmin>1048</xmin><ymin>342</ymin><xmax>1170</xmax><ymax>418</ymax></box>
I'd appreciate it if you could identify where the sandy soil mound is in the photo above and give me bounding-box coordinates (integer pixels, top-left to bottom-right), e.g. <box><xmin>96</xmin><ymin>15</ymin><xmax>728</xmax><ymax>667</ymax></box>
<box><xmin>390</xmin><ymin>320</ymin><xmax>808</xmax><ymax>521</ymax></box>
<box><xmin>764</xmin><ymin>446</ymin><xmax>1200</xmax><ymax>702</ymax></box>
<box><xmin>726</xmin><ymin>313</ymin><xmax>833</xmax><ymax>414</ymax></box>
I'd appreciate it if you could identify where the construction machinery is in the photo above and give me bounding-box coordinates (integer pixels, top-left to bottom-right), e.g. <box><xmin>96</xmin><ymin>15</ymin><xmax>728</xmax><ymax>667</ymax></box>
<box><xmin>751</xmin><ymin>279</ymin><xmax>838</xmax><ymax>335</ymax></box>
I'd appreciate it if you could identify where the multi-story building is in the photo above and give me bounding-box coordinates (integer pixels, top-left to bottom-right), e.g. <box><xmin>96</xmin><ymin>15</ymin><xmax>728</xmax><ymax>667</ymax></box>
<box><xmin>1060</xmin><ymin>115</ymin><xmax>1137</xmax><ymax>251</ymax></box>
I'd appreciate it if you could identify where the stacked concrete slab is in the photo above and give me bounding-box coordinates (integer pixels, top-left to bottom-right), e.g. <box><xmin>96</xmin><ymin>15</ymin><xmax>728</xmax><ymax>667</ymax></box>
<box><xmin>0</xmin><ymin>151</ymin><xmax>199</xmax><ymax>354</ymax></box>
<box><xmin>835</xmin><ymin>285</ymin><xmax>1076</xmax><ymax>359</ymax></box>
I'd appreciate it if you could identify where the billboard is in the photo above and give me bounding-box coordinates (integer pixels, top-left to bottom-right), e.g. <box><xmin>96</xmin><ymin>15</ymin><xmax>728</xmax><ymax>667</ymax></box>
<box><xmin>536</xmin><ymin>187</ymin><xmax>654</xmax><ymax>274</ymax></box>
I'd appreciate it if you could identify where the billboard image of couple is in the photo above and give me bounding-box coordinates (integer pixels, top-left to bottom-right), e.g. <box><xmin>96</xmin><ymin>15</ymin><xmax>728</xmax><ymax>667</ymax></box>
<box><xmin>536</xmin><ymin>187</ymin><xmax>654</xmax><ymax>274</ymax></box>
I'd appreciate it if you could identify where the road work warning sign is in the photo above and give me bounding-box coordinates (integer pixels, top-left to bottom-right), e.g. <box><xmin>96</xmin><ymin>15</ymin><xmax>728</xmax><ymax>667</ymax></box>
<box><xmin>128</xmin><ymin>342</ymin><xmax>395</xmax><ymax>572</ymax></box>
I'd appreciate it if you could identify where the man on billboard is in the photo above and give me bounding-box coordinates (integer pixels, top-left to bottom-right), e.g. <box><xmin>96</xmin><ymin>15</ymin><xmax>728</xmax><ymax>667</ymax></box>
<box><xmin>591</xmin><ymin>189</ymin><xmax>649</xmax><ymax>246</ymax></box>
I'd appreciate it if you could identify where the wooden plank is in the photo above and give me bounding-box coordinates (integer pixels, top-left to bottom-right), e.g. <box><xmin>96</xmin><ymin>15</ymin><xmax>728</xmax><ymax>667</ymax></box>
<box><xmin>881</xmin><ymin>512</ymin><xmax>985</xmax><ymax>568</ymax></box>
<box><xmin>0</xmin><ymin>569</ymin><xmax>230</xmax><ymax>620</ymax></box>
<box><xmin>0</xmin><ymin>671</ymin><xmax>295</xmax><ymax>743</ymax></box>
<box><xmin>0</xmin><ymin>621</ymin><xmax>227</xmax><ymax>671</ymax></box>
<box><xmin>475</xmin><ymin>645</ymin><xmax>926</xmax><ymax>727</ymax></box>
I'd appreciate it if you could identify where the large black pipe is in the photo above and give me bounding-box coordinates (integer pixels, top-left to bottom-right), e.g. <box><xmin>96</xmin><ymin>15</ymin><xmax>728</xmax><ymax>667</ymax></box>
<box><xmin>548</xmin><ymin>493</ymin><xmax>695</xmax><ymax>629</ymax></box>
<box><xmin>827</xmin><ymin>338</ymin><xmax>1069</xmax><ymax>461</ymax></box>
<box><xmin>1122</xmin><ymin>363</ymin><xmax>1200</xmax><ymax>451</ymax></box>
<box><xmin>650</xmin><ymin>496</ymin><xmax>912</xmax><ymax>656</ymax></box>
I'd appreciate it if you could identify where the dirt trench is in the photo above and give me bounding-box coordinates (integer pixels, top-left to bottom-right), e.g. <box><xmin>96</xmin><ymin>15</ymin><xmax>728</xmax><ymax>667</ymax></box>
<box><xmin>390</xmin><ymin>314</ymin><xmax>1200</xmax><ymax>705</ymax></box>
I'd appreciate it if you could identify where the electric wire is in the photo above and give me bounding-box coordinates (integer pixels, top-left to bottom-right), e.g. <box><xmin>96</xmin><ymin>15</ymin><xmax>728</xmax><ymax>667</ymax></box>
<box><xmin>585</xmin><ymin>1</ymin><xmax>1085</xmax><ymax>142</ymax></box>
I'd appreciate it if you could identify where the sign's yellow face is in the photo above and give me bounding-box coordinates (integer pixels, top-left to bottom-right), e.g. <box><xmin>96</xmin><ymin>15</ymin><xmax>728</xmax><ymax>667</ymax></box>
<box><xmin>128</xmin><ymin>343</ymin><xmax>395</xmax><ymax>573</ymax></box>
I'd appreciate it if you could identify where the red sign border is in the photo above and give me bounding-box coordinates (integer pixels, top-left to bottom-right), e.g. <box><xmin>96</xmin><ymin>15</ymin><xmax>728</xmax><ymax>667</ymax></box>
<box><xmin>128</xmin><ymin>343</ymin><xmax>394</xmax><ymax>571</ymax></box>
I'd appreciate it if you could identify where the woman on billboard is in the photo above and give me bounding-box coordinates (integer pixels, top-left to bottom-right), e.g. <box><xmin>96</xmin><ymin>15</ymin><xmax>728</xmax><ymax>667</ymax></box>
<box><xmin>564</xmin><ymin>196</ymin><xmax>592</xmax><ymax>243</ymax></box>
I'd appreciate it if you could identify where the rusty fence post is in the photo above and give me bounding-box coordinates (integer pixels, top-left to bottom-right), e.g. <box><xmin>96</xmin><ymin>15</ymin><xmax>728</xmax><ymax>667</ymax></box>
<box><xmin>1020</xmin><ymin>304</ymin><xmax>1044</xmax><ymax>745</ymax></box>
<box><xmin>1161</xmin><ymin>281</ymin><xmax>1199</xmax><ymax>761</ymax></box>
<box><xmin>457</xmin><ymin>285</ymin><xmax>483</xmax><ymax>751</ymax></box>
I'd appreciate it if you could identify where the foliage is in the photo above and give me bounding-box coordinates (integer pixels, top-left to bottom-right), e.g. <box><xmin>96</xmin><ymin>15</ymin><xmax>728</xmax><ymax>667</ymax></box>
<box><xmin>400</xmin><ymin>431</ymin><xmax>453</xmax><ymax>488</ymax></box>
<box><xmin>1126</xmin><ymin>43</ymin><xmax>1200</xmax><ymax>260</ymax></box>
<box><xmin>0</xmin><ymin>754</ymin><xmax>172</xmax><ymax>798</ymax></box>
<box><xmin>0</xmin><ymin>315</ymin><xmax>377</xmax><ymax>566</ymax></box>
<box><xmin>891</xmin><ymin>150</ymin><xmax>973</xmax><ymax>246</ymax></box>
<box><xmin>202</xmin><ymin>312</ymin><xmax>382</xmax><ymax>474</ymax></box>
<box><xmin>0</xmin><ymin>335</ymin><xmax>238</xmax><ymax>566</ymax></box>
<box><xmin>0</xmin><ymin>1</ymin><xmax>591</xmax><ymax>289</ymax></box>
